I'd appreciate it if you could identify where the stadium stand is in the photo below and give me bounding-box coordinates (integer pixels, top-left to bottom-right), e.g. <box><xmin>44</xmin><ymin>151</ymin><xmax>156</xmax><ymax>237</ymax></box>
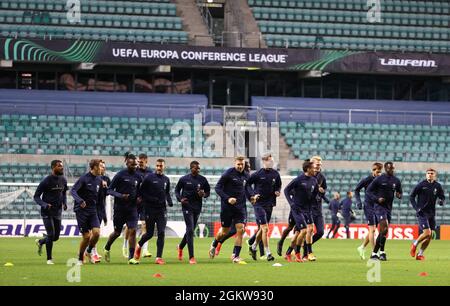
<box><xmin>0</xmin><ymin>113</ymin><xmax>196</xmax><ymax>156</ymax></box>
<box><xmin>248</xmin><ymin>0</ymin><xmax>450</xmax><ymax>52</ymax></box>
<box><xmin>0</xmin><ymin>0</ymin><xmax>188</xmax><ymax>43</ymax></box>
<box><xmin>249</xmin><ymin>96</ymin><xmax>450</xmax><ymax>162</ymax></box>
<box><xmin>0</xmin><ymin>89</ymin><xmax>220</xmax><ymax>157</ymax></box>
<box><xmin>281</xmin><ymin>121</ymin><xmax>450</xmax><ymax>163</ymax></box>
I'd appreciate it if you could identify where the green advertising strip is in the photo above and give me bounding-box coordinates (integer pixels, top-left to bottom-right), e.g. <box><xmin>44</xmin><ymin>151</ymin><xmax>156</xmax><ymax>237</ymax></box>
<box><xmin>290</xmin><ymin>50</ymin><xmax>359</xmax><ymax>71</ymax></box>
<box><xmin>3</xmin><ymin>38</ymin><xmax>102</xmax><ymax>62</ymax></box>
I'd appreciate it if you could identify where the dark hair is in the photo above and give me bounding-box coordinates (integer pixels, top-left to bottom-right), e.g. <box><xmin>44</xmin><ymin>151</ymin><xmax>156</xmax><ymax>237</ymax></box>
<box><xmin>384</xmin><ymin>161</ymin><xmax>393</xmax><ymax>168</ymax></box>
<box><xmin>138</xmin><ymin>153</ymin><xmax>148</xmax><ymax>160</ymax></box>
<box><xmin>51</xmin><ymin>160</ymin><xmax>62</xmax><ymax>169</ymax></box>
<box><xmin>302</xmin><ymin>160</ymin><xmax>314</xmax><ymax>172</ymax></box>
<box><xmin>126</xmin><ymin>154</ymin><xmax>137</xmax><ymax>161</ymax></box>
<box><xmin>244</xmin><ymin>161</ymin><xmax>251</xmax><ymax>172</ymax></box>
<box><xmin>261</xmin><ymin>153</ymin><xmax>272</xmax><ymax>161</ymax></box>
<box><xmin>156</xmin><ymin>158</ymin><xmax>165</xmax><ymax>163</ymax></box>
<box><xmin>190</xmin><ymin>161</ymin><xmax>200</xmax><ymax>169</ymax></box>
<box><xmin>89</xmin><ymin>159</ymin><xmax>103</xmax><ymax>170</ymax></box>
<box><xmin>123</xmin><ymin>151</ymin><xmax>131</xmax><ymax>162</ymax></box>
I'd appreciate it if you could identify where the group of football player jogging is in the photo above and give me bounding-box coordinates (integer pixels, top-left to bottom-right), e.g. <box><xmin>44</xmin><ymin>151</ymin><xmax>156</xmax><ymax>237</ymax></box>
<box><xmin>33</xmin><ymin>153</ymin><xmax>445</xmax><ymax>265</ymax></box>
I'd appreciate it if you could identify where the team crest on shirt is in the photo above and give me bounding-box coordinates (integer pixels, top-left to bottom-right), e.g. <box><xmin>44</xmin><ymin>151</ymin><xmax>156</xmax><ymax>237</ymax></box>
<box><xmin>434</xmin><ymin>188</ymin><xmax>437</xmax><ymax>195</ymax></box>
<box><xmin>96</xmin><ymin>185</ymin><xmax>100</xmax><ymax>192</ymax></box>
<box><xmin>392</xmin><ymin>183</ymin><xmax>396</xmax><ymax>190</ymax></box>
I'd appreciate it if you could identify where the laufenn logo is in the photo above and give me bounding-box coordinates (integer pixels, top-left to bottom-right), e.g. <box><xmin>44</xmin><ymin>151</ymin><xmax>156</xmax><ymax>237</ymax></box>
<box><xmin>379</xmin><ymin>58</ymin><xmax>438</xmax><ymax>68</ymax></box>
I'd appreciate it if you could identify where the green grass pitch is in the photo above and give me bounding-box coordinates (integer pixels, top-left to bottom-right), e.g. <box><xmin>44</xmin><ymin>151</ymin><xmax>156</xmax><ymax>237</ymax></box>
<box><xmin>1</xmin><ymin>237</ymin><xmax>449</xmax><ymax>286</ymax></box>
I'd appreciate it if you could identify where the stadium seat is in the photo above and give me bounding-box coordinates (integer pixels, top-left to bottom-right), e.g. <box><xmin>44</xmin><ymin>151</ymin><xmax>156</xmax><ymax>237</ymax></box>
<box><xmin>281</xmin><ymin>121</ymin><xmax>450</xmax><ymax>163</ymax></box>
<box><xmin>249</xmin><ymin>0</ymin><xmax>450</xmax><ymax>52</ymax></box>
<box><xmin>0</xmin><ymin>1</ymin><xmax>187</xmax><ymax>43</ymax></box>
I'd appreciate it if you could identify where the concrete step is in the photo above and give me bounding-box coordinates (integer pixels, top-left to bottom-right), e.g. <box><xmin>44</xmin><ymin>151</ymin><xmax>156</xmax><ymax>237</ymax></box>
<box><xmin>173</xmin><ymin>0</ymin><xmax>214</xmax><ymax>46</ymax></box>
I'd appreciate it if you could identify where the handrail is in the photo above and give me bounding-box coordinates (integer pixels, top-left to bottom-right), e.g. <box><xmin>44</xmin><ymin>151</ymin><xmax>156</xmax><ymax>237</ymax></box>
<box><xmin>0</xmin><ymin>102</ymin><xmax>207</xmax><ymax>121</ymax></box>
<box><xmin>196</xmin><ymin>0</ymin><xmax>214</xmax><ymax>36</ymax></box>
<box><xmin>193</xmin><ymin>31</ymin><xmax>263</xmax><ymax>47</ymax></box>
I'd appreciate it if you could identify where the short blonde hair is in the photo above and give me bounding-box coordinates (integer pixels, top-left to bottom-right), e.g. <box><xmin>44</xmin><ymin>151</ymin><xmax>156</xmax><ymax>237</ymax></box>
<box><xmin>261</xmin><ymin>153</ymin><xmax>272</xmax><ymax>161</ymax></box>
<box><xmin>310</xmin><ymin>155</ymin><xmax>322</xmax><ymax>162</ymax></box>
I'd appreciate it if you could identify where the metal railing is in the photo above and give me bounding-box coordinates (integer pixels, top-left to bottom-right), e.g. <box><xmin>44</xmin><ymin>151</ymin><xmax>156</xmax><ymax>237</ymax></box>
<box><xmin>215</xmin><ymin>105</ymin><xmax>450</xmax><ymax>126</ymax></box>
<box><xmin>191</xmin><ymin>31</ymin><xmax>264</xmax><ymax>47</ymax></box>
<box><xmin>196</xmin><ymin>0</ymin><xmax>214</xmax><ymax>36</ymax></box>
<box><xmin>0</xmin><ymin>102</ymin><xmax>207</xmax><ymax>120</ymax></box>
<box><xmin>0</xmin><ymin>143</ymin><xmax>173</xmax><ymax>159</ymax></box>
<box><xmin>219</xmin><ymin>31</ymin><xmax>264</xmax><ymax>48</ymax></box>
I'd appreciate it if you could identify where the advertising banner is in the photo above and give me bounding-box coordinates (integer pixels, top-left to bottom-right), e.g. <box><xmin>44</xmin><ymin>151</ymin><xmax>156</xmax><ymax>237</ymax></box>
<box><xmin>2</xmin><ymin>38</ymin><xmax>450</xmax><ymax>75</ymax></box>
<box><xmin>440</xmin><ymin>225</ymin><xmax>450</xmax><ymax>240</ymax></box>
<box><xmin>213</xmin><ymin>222</ymin><xmax>419</xmax><ymax>240</ymax></box>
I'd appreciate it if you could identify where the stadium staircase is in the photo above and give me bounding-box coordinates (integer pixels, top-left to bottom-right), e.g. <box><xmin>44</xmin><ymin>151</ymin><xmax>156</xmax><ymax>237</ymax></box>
<box><xmin>173</xmin><ymin>0</ymin><xmax>214</xmax><ymax>46</ymax></box>
<box><xmin>224</xmin><ymin>0</ymin><xmax>266</xmax><ymax>48</ymax></box>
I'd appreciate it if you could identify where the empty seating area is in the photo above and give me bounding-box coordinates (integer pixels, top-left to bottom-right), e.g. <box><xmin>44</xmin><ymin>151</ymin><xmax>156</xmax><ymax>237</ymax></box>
<box><xmin>281</xmin><ymin>121</ymin><xmax>450</xmax><ymax>162</ymax></box>
<box><xmin>0</xmin><ymin>114</ymin><xmax>223</xmax><ymax>157</ymax></box>
<box><xmin>0</xmin><ymin>0</ymin><xmax>188</xmax><ymax>43</ymax></box>
<box><xmin>248</xmin><ymin>0</ymin><xmax>450</xmax><ymax>52</ymax></box>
